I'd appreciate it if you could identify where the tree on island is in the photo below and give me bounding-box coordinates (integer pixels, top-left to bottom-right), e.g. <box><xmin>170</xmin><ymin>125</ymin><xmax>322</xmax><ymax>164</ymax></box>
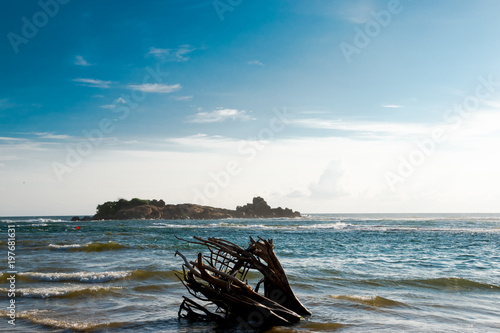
<box><xmin>95</xmin><ymin>198</ymin><xmax>151</xmax><ymax>219</ymax></box>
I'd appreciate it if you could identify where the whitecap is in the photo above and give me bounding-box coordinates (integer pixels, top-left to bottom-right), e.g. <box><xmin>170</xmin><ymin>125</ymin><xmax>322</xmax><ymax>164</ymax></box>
<box><xmin>19</xmin><ymin>270</ymin><xmax>132</xmax><ymax>283</ymax></box>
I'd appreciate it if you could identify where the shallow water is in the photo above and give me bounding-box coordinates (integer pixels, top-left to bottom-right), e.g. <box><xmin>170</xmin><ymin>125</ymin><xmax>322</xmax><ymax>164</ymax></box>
<box><xmin>1</xmin><ymin>214</ymin><xmax>499</xmax><ymax>332</ymax></box>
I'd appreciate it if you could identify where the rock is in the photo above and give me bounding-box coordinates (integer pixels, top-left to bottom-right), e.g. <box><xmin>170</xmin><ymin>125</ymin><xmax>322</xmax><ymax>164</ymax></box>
<box><xmin>71</xmin><ymin>216</ymin><xmax>80</xmax><ymax>221</ymax></box>
<box><xmin>234</xmin><ymin>197</ymin><xmax>300</xmax><ymax>218</ymax></box>
<box><xmin>81</xmin><ymin>216</ymin><xmax>92</xmax><ymax>221</ymax></box>
<box><xmin>114</xmin><ymin>205</ymin><xmax>163</xmax><ymax>220</ymax></box>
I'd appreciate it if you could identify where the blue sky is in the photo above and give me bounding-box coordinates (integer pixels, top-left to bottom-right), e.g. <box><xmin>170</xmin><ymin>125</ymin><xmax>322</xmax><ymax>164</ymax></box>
<box><xmin>1</xmin><ymin>0</ymin><xmax>500</xmax><ymax>215</ymax></box>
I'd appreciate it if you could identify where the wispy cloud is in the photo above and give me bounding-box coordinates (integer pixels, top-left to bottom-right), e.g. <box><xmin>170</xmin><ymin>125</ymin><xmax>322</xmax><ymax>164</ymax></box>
<box><xmin>0</xmin><ymin>136</ymin><xmax>25</xmax><ymax>141</ymax></box>
<box><xmin>247</xmin><ymin>60</ymin><xmax>264</xmax><ymax>67</ymax></box>
<box><xmin>167</xmin><ymin>133</ymin><xmax>239</xmax><ymax>150</ymax></box>
<box><xmin>75</xmin><ymin>55</ymin><xmax>91</xmax><ymax>66</ymax></box>
<box><xmin>73</xmin><ymin>78</ymin><xmax>112</xmax><ymax>88</ymax></box>
<box><xmin>172</xmin><ymin>95</ymin><xmax>193</xmax><ymax>101</ymax></box>
<box><xmin>35</xmin><ymin>132</ymin><xmax>72</xmax><ymax>140</ymax></box>
<box><xmin>188</xmin><ymin>108</ymin><xmax>255</xmax><ymax>123</ymax></box>
<box><xmin>0</xmin><ymin>98</ymin><xmax>16</xmax><ymax>110</ymax></box>
<box><xmin>0</xmin><ymin>137</ymin><xmax>47</xmax><ymax>152</ymax></box>
<box><xmin>128</xmin><ymin>83</ymin><xmax>181</xmax><ymax>93</ymax></box>
<box><xmin>292</xmin><ymin>118</ymin><xmax>428</xmax><ymax>136</ymax></box>
<box><xmin>147</xmin><ymin>45</ymin><xmax>196</xmax><ymax>62</ymax></box>
<box><xmin>100</xmin><ymin>97</ymin><xmax>127</xmax><ymax>109</ymax></box>
<box><xmin>481</xmin><ymin>100</ymin><xmax>500</xmax><ymax>109</ymax></box>
<box><xmin>381</xmin><ymin>104</ymin><xmax>404</xmax><ymax>108</ymax></box>
<box><xmin>299</xmin><ymin>110</ymin><xmax>329</xmax><ymax>115</ymax></box>
<box><xmin>340</xmin><ymin>0</ymin><xmax>375</xmax><ymax>23</ymax></box>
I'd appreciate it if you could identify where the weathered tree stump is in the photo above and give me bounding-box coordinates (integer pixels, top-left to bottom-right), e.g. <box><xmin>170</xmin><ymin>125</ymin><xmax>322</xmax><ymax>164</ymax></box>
<box><xmin>175</xmin><ymin>236</ymin><xmax>311</xmax><ymax>329</ymax></box>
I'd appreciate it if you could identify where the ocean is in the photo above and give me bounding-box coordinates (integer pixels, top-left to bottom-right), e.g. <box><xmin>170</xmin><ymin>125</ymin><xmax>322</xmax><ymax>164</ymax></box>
<box><xmin>0</xmin><ymin>214</ymin><xmax>499</xmax><ymax>332</ymax></box>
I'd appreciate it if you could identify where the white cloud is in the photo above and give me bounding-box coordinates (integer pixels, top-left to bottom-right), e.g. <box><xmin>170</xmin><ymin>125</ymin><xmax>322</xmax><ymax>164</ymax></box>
<box><xmin>309</xmin><ymin>160</ymin><xmax>351</xmax><ymax>199</ymax></box>
<box><xmin>75</xmin><ymin>55</ymin><xmax>91</xmax><ymax>66</ymax></box>
<box><xmin>147</xmin><ymin>45</ymin><xmax>195</xmax><ymax>62</ymax></box>
<box><xmin>73</xmin><ymin>78</ymin><xmax>112</xmax><ymax>88</ymax></box>
<box><xmin>167</xmin><ymin>133</ymin><xmax>240</xmax><ymax>150</ymax></box>
<box><xmin>128</xmin><ymin>83</ymin><xmax>181</xmax><ymax>93</ymax></box>
<box><xmin>188</xmin><ymin>108</ymin><xmax>254</xmax><ymax>123</ymax></box>
<box><xmin>247</xmin><ymin>60</ymin><xmax>264</xmax><ymax>66</ymax></box>
<box><xmin>2</xmin><ymin>124</ymin><xmax>500</xmax><ymax>214</ymax></box>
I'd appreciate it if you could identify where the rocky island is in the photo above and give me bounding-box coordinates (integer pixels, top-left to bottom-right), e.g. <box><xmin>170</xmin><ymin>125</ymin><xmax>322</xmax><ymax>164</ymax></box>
<box><xmin>86</xmin><ymin>197</ymin><xmax>300</xmax><ymax>220</ymax></box>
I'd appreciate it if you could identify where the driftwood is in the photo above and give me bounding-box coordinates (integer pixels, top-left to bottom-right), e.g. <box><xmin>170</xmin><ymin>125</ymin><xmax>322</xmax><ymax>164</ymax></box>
<box><xmin>175</xmin><ymin>236</ymin><xmax>311</xmax><ymax>329</ymax></box>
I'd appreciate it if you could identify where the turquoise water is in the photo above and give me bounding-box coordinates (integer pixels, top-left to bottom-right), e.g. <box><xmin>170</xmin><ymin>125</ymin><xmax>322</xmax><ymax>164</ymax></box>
<box><xmin>1</xmin><ymin>214</ymin><xmax>499</xmax><ymax>332</ymax></box>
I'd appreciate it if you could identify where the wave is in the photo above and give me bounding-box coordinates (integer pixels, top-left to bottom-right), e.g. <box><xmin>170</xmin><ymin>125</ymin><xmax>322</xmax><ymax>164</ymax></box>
<box><xmin>151</xmin><ymin>221</ymin><xmax>354</xmax><ymax>231</ymax></box>
<box><xmin>0</xmin><ymin>309</ymin><xmax>124</xmax><ymax>331</ymax></box>
<box><xmin>149</xmin><ymin>220</ymin><xmax>500</xmax><ymax>233</ymax></box>
<box><xmin>330</xmin><ymin>295</ymin><xmax>407</xmax><ymax>307</ymax></box>
<box><xmin>342</xmin><ymin>277</ymin><xmax>500</xmax><ymax>291</ymax></box>
<box><xmin>127</xmin><ymin>269</ymin><xmax>180</xmax><ymax>281</ymax></box>
<box><xmin>1</xmin><ymin>269</ymin><xmax>180</xmax><ymax>283</ymax></box>
<box><xmin>0</xmin><ymin>286</ymin><xmax>122</xmax><ymax>299</ymax></box>
<box><xmin>12</xmin><ymin>271</ymin><xmax>132</xmax><ymax>283</ymax></box>
<box><xmin>404</xmin><ymin>277</ymin><xmax>500</xmax><ymax>291</ymax></box>
<box><xmin>49</xmin><ymin>241</ymin><xmax>125</xmax><ymax>252</ymax></box>
<box><xmin>0</xmin><ymin>218</ymin><xmax>68</xmax><ymax>223</ymax></box>
<box><xmin>133</xmin><ymin>284</ymin><xmax>174</xmax><ymax>292</ymax></box>
<box><xmin>297</xmin><ymin>321</ymin><xmax>347</xmax><ymax>331</ymax></box>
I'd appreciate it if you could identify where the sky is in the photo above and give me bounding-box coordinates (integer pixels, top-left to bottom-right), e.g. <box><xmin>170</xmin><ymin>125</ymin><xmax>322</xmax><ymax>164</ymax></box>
<box><xmin>1</xmin><ymin>0</ymin><xmax>500</xmax><ymax>215</ymax></box>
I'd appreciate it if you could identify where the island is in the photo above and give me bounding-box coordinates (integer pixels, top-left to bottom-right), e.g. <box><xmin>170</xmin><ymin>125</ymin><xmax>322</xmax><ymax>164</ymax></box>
<box><xmin>83</xmin><ymin>196</ymin><xmax>300</xmax><ymax>220</ymax></box>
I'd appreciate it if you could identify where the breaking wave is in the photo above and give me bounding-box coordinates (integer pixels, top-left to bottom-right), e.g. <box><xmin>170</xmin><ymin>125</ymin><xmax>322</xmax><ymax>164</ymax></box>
<box><xmin>49</xmin><ymin>241</ymin><xmax>125</xmax><ymax>252</ymax></box>
<box><xmin>1</xmin><ymin>269</ymin><xmax>179</xmax><ymax>284</ymax></box>
<box><xmin>0</xmin><ymin>309</ymin><xmax>124</xmax><ymax>331</ymax></box>
<box><xmin>0</xmin><ymin>286</ymin><xmax>123</xmax><ymax>299</ymax></box>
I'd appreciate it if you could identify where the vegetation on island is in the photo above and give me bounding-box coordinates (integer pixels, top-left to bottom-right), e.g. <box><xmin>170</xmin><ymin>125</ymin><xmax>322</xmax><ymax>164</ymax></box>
<box><xmin>93</xmin><ymin>198</ymin><xmax>165</xmax><ymax>220</ymax></box>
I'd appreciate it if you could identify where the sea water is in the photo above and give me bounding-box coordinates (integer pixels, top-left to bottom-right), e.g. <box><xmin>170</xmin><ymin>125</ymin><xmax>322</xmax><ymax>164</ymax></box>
<box><xmin>0</xmin><ymin>214</ymin><xmax>499</xmax><ymax>332</ymax></box>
